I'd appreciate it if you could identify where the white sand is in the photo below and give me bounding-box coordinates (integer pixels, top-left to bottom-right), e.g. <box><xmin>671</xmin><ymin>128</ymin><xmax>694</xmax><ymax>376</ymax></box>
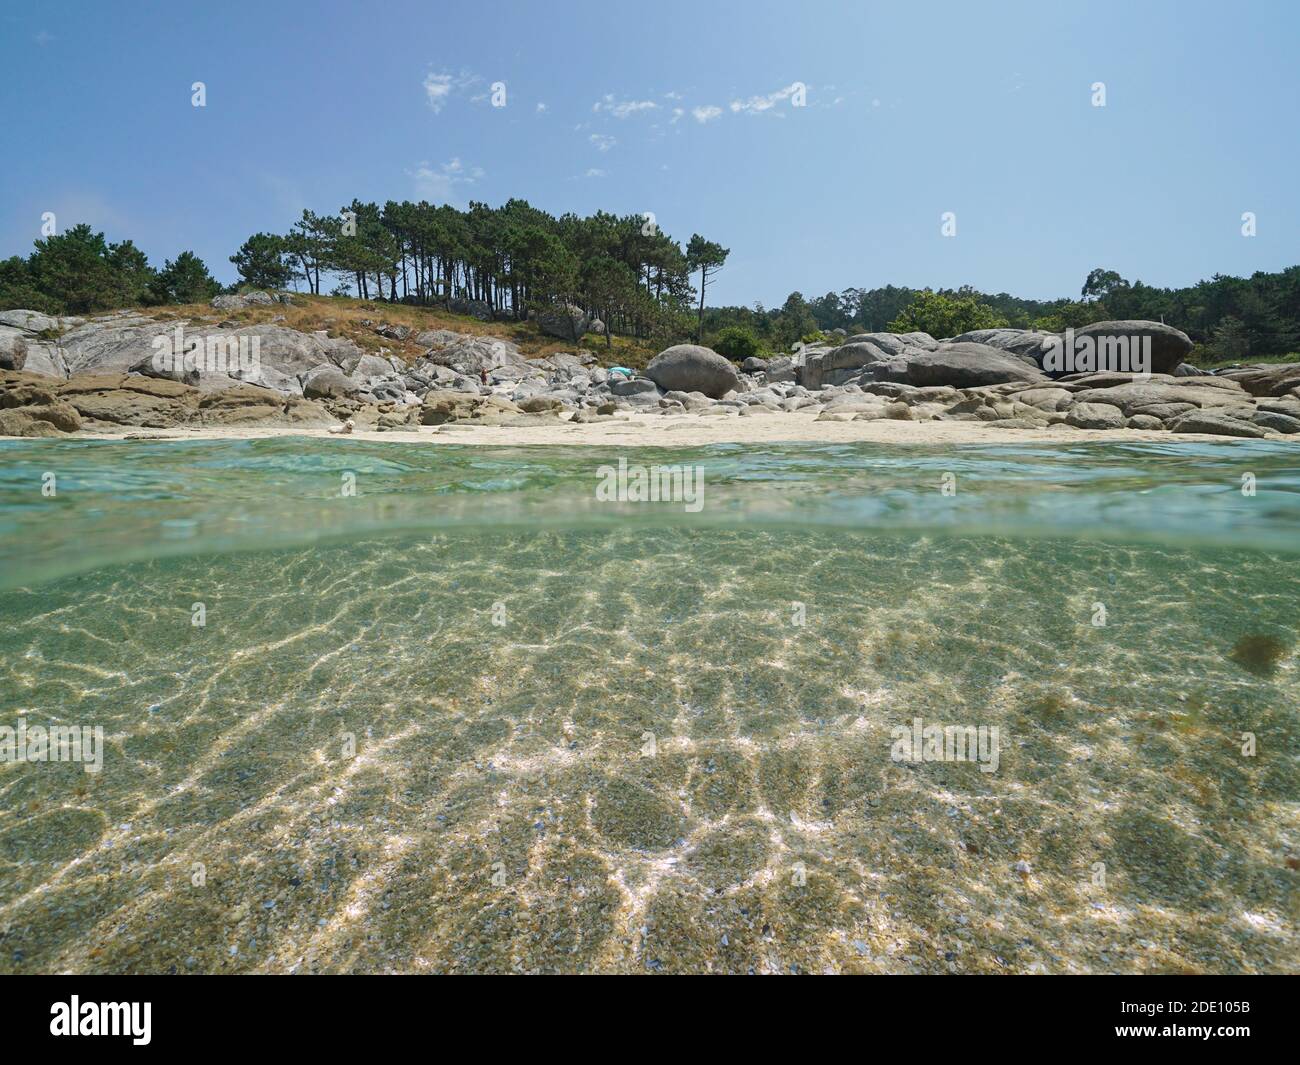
<box><xmin>46</xmin><ymin>410</ymin><xmax>1259</xmax><ymax>446</ymax></box>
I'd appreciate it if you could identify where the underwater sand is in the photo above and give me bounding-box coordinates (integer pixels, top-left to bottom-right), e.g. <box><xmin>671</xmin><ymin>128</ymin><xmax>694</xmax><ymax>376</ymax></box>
<box><xmin>0</xmin><ymin>439</ymin><xmax>1296</xmax><ymax>973</ymax></box>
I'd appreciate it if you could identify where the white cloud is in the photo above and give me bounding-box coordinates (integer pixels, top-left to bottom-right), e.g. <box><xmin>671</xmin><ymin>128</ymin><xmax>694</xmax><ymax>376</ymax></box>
<box><xmin>692</xmin><ymin>105</ymin><xmax>723</xmax><ymax>124</ymax></box>
<box><xmin>593</xmin><ymin>94</ymin><xmax>659</xmax><ymax>119</ymax></box>
<box><xmin>423</xmin><ymin>72</ymin><xmax>455</xmax><ymax>112</ymax></box>
<box><xmin>536</xmin><ymin>102</ymin><xmax>548</xmax><ymax>113</ymax></box>
<box><xmin>589</xmin><ymin>133</ymin><xmax>616</xmax><ymax>152</ymax></box>
<box><xmin>670</xmin><ymin>107</ymin><xmax>685</xmax><ymax>124</ymax></box>
<box><xmin>730</xmin><ymin>83</ymin><xmax>802</xmax><ymax>114</ymax></box>
<box><xmin>422</xmin><ymin>70</ymin><xmax>479</xmax><ymax>113</ymax></box>
<box><xmin>584</xmin><ymin>168</ymin><xmax>607</xmax><ymax>179</ymax></box>
<box><xmin>409</xmin><ymin>157</ymin><xmax>483</xmax><ymax>200</ymax></box>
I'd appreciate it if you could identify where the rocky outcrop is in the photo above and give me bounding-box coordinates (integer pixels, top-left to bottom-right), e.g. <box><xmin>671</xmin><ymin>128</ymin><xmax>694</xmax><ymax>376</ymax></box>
<box><xmin>843</xmin><ymin>331</ymin><xmax>938</xmax><ymax>355</ymax></box>
<box><xmin>536</xmin><ymin>303</ymin><xmax>590</xmax><ymax>342</ymax></box>
<box><xmin>803</xmin><ymin>341</ymin><xmax>894</xmax><ymax>389</ymax></box>
<box><xmin>301</xmin><ymin>365</ymin><xmax>362</xmax><ymax>399</ymax></box>
<box><xmin>1065</xmin><ymin>402</ymin><xmax>1127</xmax><ymax>430</ymax></box>
<box><xmin>0</xmin><ymin>311</ymin><xmax>77</xmax><ymax>377</ymax></box>
<box><xmin>0</xmin><ymin>309</ymin><xmax>439</xmax><ymax>407</ymax></box>
<box><xmin>949</xmin><ymin>328</ymin><xmax>1057</xmax><ymax>363</ymax></box>
<box><xmin>196</xmin><ymin>386</ymin><xmax>333</xmax><ymax>427</ymax></box>
<box><xmin>1073</xmin><ymin>320</ymin><xmax>1193</xmax><ymax>376</ymax></box>
<box><xmin>211</xmin><ymin>291</ymin><xmax>285</xmax><ymax>310</ymax></box>
<box><xmin>59</xmin><ymin>373</ymin><xmax>198</xmax><ymax>426</ymax></box>
<box><xmin>1167</xmin><ymin>410</ymin><xmax>1267</xmax><ymax>438</ymax></box>
<box><xmin>1215</xmin><ymin>362</ymin><xmax>1300</xmax><ymax>398</ymax></box>
<box><xmin>645</xmin><ymin>345</ymin><xmax>740</xmax><ymax>399</ymax></box>
<box><xmin>1066</xmin><ymin>376</ymin><xmax>1248</xmax><ymax>414</ymax></box>
<box><xmin>0</xmin><ymin>373</ymin><xmax>82</xmax><ymax>436</ymax></box>
<box><xmin>447</xmin><ymin>297</ymin><xmax>493</xmax><ymax>321</ymax></box>
<box><xmin>0</xmin><ymin>369</ymin><xmax>333</xmax><ymax>434</ymax></box>
<box><xmin>423</xmin><ymin>335</ymin><xmax>528</xmax><ymax>375</ymax></box>
<box><xmin>419</xmin><ymin>393</ymin><xmax>524</xmax><ymax>425</ymax></box>
<box><xmin>904</xmin><ymin>343</ymin><xmax>1047</xmax><ymax>388</ymax></box>
<box><xmin>610</xmin><ymin>377</ymin><xmax>658</xmax><ymax>397</ymax></box>
<box><xmin>42</xmin><ymin>315</ymin><xmax>351</xmax><ymax>385</ymax></box>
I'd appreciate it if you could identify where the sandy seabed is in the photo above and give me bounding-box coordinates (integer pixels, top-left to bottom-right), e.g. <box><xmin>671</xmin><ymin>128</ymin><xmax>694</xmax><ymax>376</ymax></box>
<box><xmin>1</xmin><ymin>529</ymin><xmax>1295</xmax><ymax>975</ymax></box>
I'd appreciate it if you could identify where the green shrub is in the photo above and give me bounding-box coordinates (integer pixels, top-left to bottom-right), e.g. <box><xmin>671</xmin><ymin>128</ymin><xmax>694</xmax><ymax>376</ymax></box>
<box><xmin>888</xmin><ymin>290</ymin><xmax>1008</xmax><ymax>337</ymax></box>
<box><xmin>711</xmin><ymin>325</ymin><xmax>762</xmax><ymax>361</ymax></box>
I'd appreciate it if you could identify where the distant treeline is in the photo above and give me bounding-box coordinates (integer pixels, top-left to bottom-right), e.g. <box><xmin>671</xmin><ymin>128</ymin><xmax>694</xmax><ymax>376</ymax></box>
<box><xmin>0</xmin><ymin>227</ymin><xmax>222</xmax><ymax>318</ymax></box>
<box><xmin>705</xmin><ymin>266</ymin><xmax>1300</xmax><ymax>360</ymax></box>
<box><xmin>2</xmin><ymin>200</ymin><xmax>1297</xmax><ymax>362</ymax></box>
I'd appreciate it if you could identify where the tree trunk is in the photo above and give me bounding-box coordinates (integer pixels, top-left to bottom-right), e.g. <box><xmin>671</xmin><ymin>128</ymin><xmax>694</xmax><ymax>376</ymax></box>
<box><xmin>696</xmin><ymin>268</ymin><xmax>707</xmax><ymax>341</ymax></box>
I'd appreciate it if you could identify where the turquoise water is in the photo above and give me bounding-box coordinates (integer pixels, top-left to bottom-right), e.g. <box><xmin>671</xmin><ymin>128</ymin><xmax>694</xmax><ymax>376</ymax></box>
<box><xmin>2</xmin><ymin>438</ymin><xmax>1300</xmax><ymax>587</ymax></box>
<box><xmin>0</xmin><ymin>438</ymin><xmax>1296</xmax><ymax>973</ymax></box>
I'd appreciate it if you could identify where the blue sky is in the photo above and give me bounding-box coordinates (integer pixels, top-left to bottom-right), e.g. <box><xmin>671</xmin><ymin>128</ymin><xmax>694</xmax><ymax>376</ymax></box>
<box><xmin>2</xmin><ymin>0</ymin><xmax>1297</xmax><ymax>307</ymax></box>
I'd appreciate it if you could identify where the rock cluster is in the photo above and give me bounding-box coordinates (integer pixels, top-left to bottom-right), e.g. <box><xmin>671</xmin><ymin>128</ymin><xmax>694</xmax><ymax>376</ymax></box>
<box><xmin>2</xmin><ymin>308</ymin><xmax>1297</xmax><ymax>439</ymax></box>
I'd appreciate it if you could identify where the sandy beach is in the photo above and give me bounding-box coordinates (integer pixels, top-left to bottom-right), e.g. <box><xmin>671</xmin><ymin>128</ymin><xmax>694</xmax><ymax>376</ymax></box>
<box><xmin>38</xmin><ymin>410</ymin><xmax>1250</xmax><ymax>447</ymax></box>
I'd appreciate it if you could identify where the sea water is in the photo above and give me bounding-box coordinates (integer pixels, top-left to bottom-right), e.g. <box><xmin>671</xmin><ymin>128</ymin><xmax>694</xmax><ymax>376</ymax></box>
<box><xmin>0</xmin><ymin>438</ymin><xmax>1296</xmax><ymax>973</ymax></box>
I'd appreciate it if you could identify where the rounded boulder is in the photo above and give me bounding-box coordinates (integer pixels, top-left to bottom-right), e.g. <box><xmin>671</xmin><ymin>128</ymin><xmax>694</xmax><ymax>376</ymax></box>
<box><xmin>645</xmin><ymin>344</ymin><xmax>739</xmax><ymax>399</ymax></box>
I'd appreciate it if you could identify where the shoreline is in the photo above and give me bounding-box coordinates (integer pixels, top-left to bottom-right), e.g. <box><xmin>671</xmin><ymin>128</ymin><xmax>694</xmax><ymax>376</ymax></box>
<box><xmin>2</xmin><ymin>411</ymin><xmax>1284</xmax><ymax>447</ymax></box>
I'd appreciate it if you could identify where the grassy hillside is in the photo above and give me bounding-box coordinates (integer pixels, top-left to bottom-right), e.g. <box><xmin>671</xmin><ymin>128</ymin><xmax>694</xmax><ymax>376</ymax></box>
<box><xmin>131</xmin><ymin>294</ymin><xmax>664</xmax><ymax>369</ymax></box>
